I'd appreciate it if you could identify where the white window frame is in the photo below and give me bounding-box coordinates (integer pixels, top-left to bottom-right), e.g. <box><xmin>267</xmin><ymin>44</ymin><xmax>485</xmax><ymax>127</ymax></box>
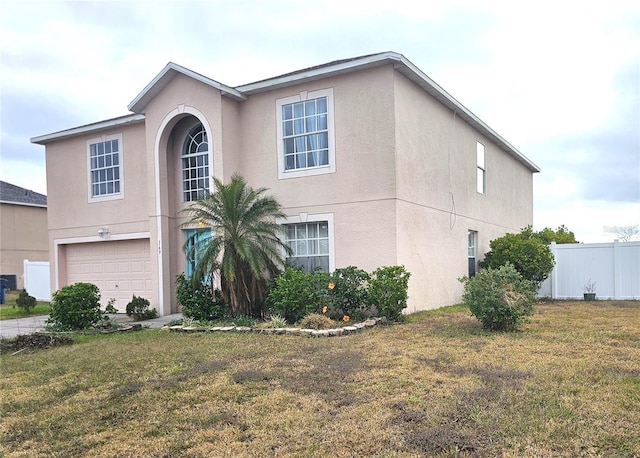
<box><xmin>468</xmin><ymin>230</ymin><xmax>477</xmax><ymax>258</ymax></box>
<box><xmin>278</xmin><ymin>213</ymin><xmax>335</xmax><ymax>272</ymax></box>
<box><xmin>87</xmin><ymin>133</ymin><xmax>124</xmax><ymax>203</ymax></box>
<box><xmin>476</xmin><ymin>141</ymin><xmax>486</xmax><ymax>195</ymax></box>
<box><xmin>276</xmin><ymin>88</ymin><xmax>336</xmax><ymax>180</ymax></box>
<box><xmin>181</xmin><ymin>123</ymin><xmax>210</xmax><ymax>202</ymax></box>
<box><xmin>468</xmin><ymin>230</ymin><xmax>478</xmax><ymax>277</ymax></box>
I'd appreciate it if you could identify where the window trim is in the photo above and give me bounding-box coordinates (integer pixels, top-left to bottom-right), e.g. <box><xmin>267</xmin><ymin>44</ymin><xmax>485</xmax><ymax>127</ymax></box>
<box><xmin>86</xmin><ymin>133</ymin><xmax>124</xmax><ymax>203</ymax></box>
<box><xmin>476</xmin><ymin>141</ymin><xmax>486</xmax><ymax>195</ymax></box>
<box><xmin>181</xmin><ymin>123</ymin><xmax>210</xmax><ymax>202</ymax></box>
<box><xmin>278</xmin><ymin>213</ymin><xmax>335</xmax><ymax>271</ymax></box>
<box><xmin>468</xmin><ymin>230</ymin><xmax>478</xmax><ymax>277</ymax></box>
<box><xmin>276</xmin><ymin>88</ymin><xmax>336</xmax><ymax>180</ymax></box>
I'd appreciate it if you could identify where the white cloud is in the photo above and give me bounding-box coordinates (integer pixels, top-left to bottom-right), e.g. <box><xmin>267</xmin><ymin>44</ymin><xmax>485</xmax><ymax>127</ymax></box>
<box><xmin>0</xmin><ymin>0</ymin><xmax>637</xmax><ymax>243</ymax></box>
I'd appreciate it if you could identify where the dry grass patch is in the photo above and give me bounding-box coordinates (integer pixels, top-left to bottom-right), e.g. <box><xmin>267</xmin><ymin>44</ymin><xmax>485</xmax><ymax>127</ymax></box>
<box><xmin>1</xmin><ymin>301</ymin><xmax>639</xmax><ymax>457</ymax></box>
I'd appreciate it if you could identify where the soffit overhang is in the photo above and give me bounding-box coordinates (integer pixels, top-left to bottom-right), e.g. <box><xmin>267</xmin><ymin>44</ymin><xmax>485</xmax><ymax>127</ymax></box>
<box><xmin>31</xmin><ymin>114</ymin><xmax>145</xmax><ymax>145</ymax></box>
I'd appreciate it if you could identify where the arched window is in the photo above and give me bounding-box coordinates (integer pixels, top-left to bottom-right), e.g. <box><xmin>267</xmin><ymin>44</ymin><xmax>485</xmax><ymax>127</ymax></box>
<box><xmin>182</xmin><ymin>123</ymin><xmax>209</xmax><ymax>201</ymax></box>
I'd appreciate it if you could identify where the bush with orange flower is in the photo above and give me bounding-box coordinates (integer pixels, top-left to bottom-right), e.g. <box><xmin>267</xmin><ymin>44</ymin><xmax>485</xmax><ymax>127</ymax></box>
<box><xmin>326</xmin><ymin>266</ymin><xmax>371</xmax><ymax>321</ymax></box>
<box><xmin>266</xmin><ymin>264</ymin><xmax>411</xmax><ymax>323</ymax></box>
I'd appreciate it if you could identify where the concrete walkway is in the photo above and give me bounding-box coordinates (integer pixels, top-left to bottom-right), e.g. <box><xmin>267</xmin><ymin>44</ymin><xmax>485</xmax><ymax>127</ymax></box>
<box><xmin>0</xmin><ymin>313</ymin><xmax>183</xmax><ymax>339</ymax></box>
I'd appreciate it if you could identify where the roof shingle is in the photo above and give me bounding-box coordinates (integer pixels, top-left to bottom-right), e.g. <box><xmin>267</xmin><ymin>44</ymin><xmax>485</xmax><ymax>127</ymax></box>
<box><xmin>0</xmin><ymin>181</ymin><xmax>47</xmax><ymax>206</ymax></box>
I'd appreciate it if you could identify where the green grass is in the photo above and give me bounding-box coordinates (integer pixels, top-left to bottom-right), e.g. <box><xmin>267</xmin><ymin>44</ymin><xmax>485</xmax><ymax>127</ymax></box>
<box><xmin>1</xmin><ymin>300</ymin><xmax>639</xmax><ymax>457</ymax></box>
<box><xmin>0</xmin><ymin>291</ymin><xmax>50</xmax><ymax>320</ymax></box>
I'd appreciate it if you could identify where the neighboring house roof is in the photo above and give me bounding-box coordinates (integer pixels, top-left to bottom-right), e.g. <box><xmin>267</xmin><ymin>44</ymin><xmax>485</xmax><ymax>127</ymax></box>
<box><xmin>30</xmin><ymin>51</ymin><xmax>540</xmax><ymax>172</ymax></box>
<box><xmin>0</xmin><ymin>181</ymin><xmax>47</xmax><ymax>207</ymax></box>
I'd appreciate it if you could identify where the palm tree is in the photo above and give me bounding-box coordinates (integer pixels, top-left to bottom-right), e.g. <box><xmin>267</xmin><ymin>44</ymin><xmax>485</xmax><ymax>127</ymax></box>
<box><xmin>182</xmin><ymin>174</ymin><xmax>290</xmax><ymax>316</ymax></box>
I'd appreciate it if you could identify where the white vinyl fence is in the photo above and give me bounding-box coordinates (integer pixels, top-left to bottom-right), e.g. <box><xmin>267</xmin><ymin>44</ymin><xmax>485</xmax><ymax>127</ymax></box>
<box><xmin>538</xmin><ymin>241</ymin><xmax>640</xmax><ymax>300</ymax></box>
<box><xmin>23</xmin><ymin>260</ymin><xmax>51</xmax><ymax>301</ymax></box>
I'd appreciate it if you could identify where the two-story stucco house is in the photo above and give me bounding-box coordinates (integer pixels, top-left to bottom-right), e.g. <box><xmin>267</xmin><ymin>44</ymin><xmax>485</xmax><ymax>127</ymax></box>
<box><xmin>31</xmin><ymin>52</ymin><xmax>539</xmax><ymax>315</ymax></box>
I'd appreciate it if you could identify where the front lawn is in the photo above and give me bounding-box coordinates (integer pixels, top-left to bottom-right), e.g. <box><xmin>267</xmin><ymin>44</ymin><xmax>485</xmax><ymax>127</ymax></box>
<box><xmin>0</xmin><ymin>291</ymin><xmax>50</xmax><ymax>320</ymax></box>
<box><xmin>1</xmin><ymin>301</ymin><xmax>638</xmax><ymax>457</ymax></box>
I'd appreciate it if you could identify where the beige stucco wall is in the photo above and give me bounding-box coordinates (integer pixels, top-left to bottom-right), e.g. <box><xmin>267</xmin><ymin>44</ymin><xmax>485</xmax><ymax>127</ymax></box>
<box><xmin>45</xmin><ymin>120</ymin><xmax>150</xmax><ymax>304</ymax></box>
<box><xmin>393</xmin><ymin>71</ymin><xmax>534</xmax><ymax>309</ymax></box>
<box><xmin>235</xmin><ymin>66</ymin><xmax>399</xmax><ymax>271</ymax></box>
<box><xmin>46</xmin><ymin>122</ymin><xmax>149</xmax><ymax>236</ymax></box>
<box><xmin>0</xmin><ymin>203</ymin><xmax>48</xmax><ymax>290</ymax></box>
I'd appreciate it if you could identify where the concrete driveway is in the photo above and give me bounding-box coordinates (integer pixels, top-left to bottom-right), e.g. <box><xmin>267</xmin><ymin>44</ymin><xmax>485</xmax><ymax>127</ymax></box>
<box><xmin>0</xmin><ymin>313</ymin><xmax>183</xmax><ymax>339</ymax></box>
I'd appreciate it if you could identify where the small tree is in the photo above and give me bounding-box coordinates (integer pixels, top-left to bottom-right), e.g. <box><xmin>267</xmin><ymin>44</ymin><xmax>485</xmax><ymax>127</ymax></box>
<box><xmin>16</xmin><ymin>289</ymin><xmax>37</xmax><ymax>314</ymax></box>
<box><xmin>182</xmin><ymin>174</ymin><xmax>291</xmax><ymax>317</ymax></box>
<box><xmin>479</xmin><ymin>227</ymin><xmax>555</xmax><ymax>287</ymax></box>
<box><xmin>460</xmin><ymin>263</ymin><xmax>537</xmax><ymax>331</ymax></box>
<box><xmin>603</xmin><ymin>224</ymin><xmax>639</xmax><ymax>242</ymax></box>
<box><xmin>534</xmin><ymin>225</ymin><xmax>578</xmax><ymax>244</ymax></box>
<box><xmin>47</xmin><ymin>282</ymin><xmax>106</xmax><ymax>331</ymax></box>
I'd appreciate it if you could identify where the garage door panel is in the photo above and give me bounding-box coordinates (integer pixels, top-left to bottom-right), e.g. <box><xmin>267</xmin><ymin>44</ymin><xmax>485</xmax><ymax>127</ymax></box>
<box><xmin>91</xmin><ymin>262</ymin><xmax>104</xmax><ymax>274</ymax></box>
<box><xmin>68</xmin><ymin>261</ymin><xmax>91</xmax><ymax>275</ymax></box>
<box><xmin>104</xmin><ymin>261</ymin><xmax>117</xmax><ymax>273</ymax></box>
<box><xmin>130</xmin><ymin>260</ymin><xmax>144</xmax><ymax>273</ymax></box>
<box><xmin>102</xmin><ymin>244</ymin><xmax>116</xmax><ymax>256</ymax></box>
<box><xmin>65</xmin><ymin>239</ymin><xmax>152</xmax><ymax>313</ymax></box>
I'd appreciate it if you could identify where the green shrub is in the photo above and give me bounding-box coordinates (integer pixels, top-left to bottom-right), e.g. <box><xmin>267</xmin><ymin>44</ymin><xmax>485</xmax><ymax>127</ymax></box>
<box><xmin>368</xmin><ymin>265</ymin><xmax>411</xmax><ymax>322</ymax></box>
<box><xmin>264</xmin><ymin>314</ymin><xmax>287</xmax><ymax>328</ymax></box>
<box><xmin>328</xmin><ymin>266</ymin><xmax>371</xmax><ymax>321</ymax></box>
<box><xmin>104</xmin><ymin>298</ymin><xmax>118</xmax><ymax>314</ymax></box>
<box><xmin>47</xmin><ymin>282</ymin><xmax>106</xmax><ymax>331</ymax></box>
<box><xmin>479</xmin><ymin>227</ymin><xmax>555</xmax><ymax>287</ymax></box>
<box><xmin>176</xmin><ymin>273</ymin><xmax>228</xmax><ymax>321</ymax></box>
<box><xmin>265</xmin><ymin>266</ymin><xmax>330</xmax><ymax>323</ymax></box>
<box><xmin>125</xmin><ymin>295</ymin><xmax>157</xmax><ymax>321</ymax></box>
<box><xmin>232</xmin><ymin>315</ymin><xmax>257</xmax><ymax>327</ymax></box>
<box><xmin>460</xmin><ymin>263</ymin><xmax>537</xmax><ymax>331</ymax></box>
<box><xmin>299</xmin><ymin>313</ymin><xmax>335</xmax><ymax>330</ymax></box>
<box><xmin>16</xmin><ymin>289</ymin><xmax>37</xmax><ymax>314</ymax></box>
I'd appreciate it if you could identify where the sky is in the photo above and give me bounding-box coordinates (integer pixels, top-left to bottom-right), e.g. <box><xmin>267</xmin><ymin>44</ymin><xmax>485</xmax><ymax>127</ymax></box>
<box><xmin>1</xmin><ymin>0</ymin><xmax>638</xmax><ymax>242</ymax></box>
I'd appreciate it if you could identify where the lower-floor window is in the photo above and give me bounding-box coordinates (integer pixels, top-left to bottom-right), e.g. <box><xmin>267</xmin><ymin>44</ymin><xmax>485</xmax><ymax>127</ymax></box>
<box><xmin>468</xmin><ymin>230</ymin><xmax>477</xmax><ymax>277</ymax></box>
<box><xmin>284</xmin><ymin>221</ymin><xmax>329</xmax><ymax>272</ymax></box>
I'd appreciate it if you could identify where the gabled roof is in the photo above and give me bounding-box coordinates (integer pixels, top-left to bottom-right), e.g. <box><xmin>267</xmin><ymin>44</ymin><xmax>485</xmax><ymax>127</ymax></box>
<box><xmin>128</xmin><ymin>62</ymin><xmax>247</xmax><ymax>113</ymax></box>
<box><xmin>31</xmin><ymin>52</ymin><xmax>540</xmax><ymax>172</ymax></box>
<box><xmin>236</xmin><ymin>51</ymin><xmax>540</xmax><ymax>172</ymax></box>
<box><xmin>0</xmin><ymin>181</ymin><xmax>47</xmax><ymax>207</ymax></box>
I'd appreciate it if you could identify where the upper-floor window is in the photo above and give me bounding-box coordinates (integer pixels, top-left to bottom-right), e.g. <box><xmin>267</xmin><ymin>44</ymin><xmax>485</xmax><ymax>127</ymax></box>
<box><xmin>276</xmin><ymin>88</ymin><xmax>335</xmax><ymax>180</ymax></box>
<box><xmin>182</xmin><ymin>124</ymin><xmax>209</xmax><ymax>202</ymax></box>
<box><xmin>476</xmin><ymin>141</ymin><xmax>486</xmax><ymax>194</ymax></box>
<box><xmin>87</xmin><ymin>134</ymin><xmax>123</xmax><ymax>202</ymax></box>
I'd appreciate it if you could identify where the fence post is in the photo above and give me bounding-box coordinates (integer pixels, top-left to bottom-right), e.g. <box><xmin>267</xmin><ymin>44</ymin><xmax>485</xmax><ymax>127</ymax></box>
<box><xmin>613</xmin><ymin>240</ymin><xmax>621</xmax><ymax>299</ymax></box>
<box><xmin>550</xmin><ymin>242</ymin><xmax>557</xmax><ymax>299</ymax></box>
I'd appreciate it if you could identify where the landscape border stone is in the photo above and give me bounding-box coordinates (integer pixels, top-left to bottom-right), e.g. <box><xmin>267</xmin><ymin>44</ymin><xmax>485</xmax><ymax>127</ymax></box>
<box><xmin>161</xmin><ymin>317</ymin><xmax>386</xmax><ymax>337</ymax></box>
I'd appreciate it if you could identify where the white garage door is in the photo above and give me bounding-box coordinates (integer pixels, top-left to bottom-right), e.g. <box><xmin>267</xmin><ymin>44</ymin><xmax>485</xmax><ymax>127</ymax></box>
<box><xmin>66</xmin><ymin>239</ymin><xmax>153</xmax><ymax>313</ymax></box>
